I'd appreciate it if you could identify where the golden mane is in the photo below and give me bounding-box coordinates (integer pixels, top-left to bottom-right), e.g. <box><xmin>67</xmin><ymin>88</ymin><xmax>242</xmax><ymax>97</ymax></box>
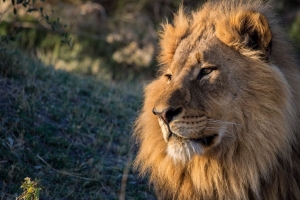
<box><xmin>134</xmin><ymin>0</ymin><xmax>300</xmax><ymax>199</ymax></box>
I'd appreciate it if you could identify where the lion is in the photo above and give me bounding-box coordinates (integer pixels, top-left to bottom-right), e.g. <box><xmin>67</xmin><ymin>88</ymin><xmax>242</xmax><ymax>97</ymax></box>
<box><xmin>133</xmin><ymin>0</ymin><xmax>300</xmax><ymax>199</ymax></box>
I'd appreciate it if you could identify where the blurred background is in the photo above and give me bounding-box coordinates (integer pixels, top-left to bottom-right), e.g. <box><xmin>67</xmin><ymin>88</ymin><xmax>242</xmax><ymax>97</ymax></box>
<box><xmin>1</xmin><ymin>0</ymin><xmax>299</xmax><ymax>81</ymax></box>
<box><xmin>0</xmin><ymin>0</ymin><xmax>299</xmax><ymax>199</ymax></box>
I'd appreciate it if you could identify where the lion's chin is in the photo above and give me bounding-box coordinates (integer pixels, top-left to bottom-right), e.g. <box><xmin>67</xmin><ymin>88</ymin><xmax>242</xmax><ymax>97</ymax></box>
<box><xmin>166</xmin><ymin>133</ymin><xmax>220</xmax><ymax>164</ymax></box>
<box><xmin>167</xmin><ymin>139</ymin><xmax>203</xmax><ymax>164</ymax></box>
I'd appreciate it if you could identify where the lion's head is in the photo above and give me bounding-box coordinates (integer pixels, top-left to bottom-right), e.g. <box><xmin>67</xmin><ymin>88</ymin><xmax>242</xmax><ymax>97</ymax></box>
<box><xmin>134</xmin><ymin>0</ymin><xmax>300</xmax><ymax>199</ymax></box>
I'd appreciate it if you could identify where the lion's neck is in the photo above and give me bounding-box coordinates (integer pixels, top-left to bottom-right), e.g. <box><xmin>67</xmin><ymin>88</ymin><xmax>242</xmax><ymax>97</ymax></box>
<box><xmin>154</xmin><ymin>139</ymin><xmax>299</xmax><ymax>200</ymax></box>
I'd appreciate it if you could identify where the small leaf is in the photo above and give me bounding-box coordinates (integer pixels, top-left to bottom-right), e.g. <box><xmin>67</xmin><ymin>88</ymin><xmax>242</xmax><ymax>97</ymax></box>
<box><xmin>45</xmin><ymin>15</ymin><xmax>49</xmax><ymax>22</ymax></box>
<box><xmin>13</xmin><ymin>7</ymin><xmax>17</xmax><ymax>14</ymax></box>
<box><xmin>35</xmin><ymin>188</ymin><xmax>41</xmax><ymax>199</ymax></box>
<box><xmin>39</xmin><ymin>7</ymin><xmax>43</xmax><ymax>13</ymax></box>
<box><xmin>11</xmin><ymin>0</ymin><xmax>15</xmax><ymax>5</ymax></box>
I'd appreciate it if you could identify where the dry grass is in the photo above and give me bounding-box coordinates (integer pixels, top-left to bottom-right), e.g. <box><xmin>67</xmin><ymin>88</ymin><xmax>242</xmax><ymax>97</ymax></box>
<box><xmin>0</xmin><ymin>44</ymin><xmax>155</xmax><ymax>199</ymax></box>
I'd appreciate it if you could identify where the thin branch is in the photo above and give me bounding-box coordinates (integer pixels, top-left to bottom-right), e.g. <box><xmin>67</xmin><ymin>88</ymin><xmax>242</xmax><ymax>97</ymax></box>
<box><xmin>37</xmin><ymin>155</ymin><xmax>98</xmax><ymax>182</ymax></box>
<box><xmin>119</xmin><ymin>147</ymin><xmax>133</xmax><ymax>200</ymax></box>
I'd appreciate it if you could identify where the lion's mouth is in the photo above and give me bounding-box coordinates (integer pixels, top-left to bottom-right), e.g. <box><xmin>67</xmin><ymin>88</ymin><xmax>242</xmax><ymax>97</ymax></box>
<box><xmin>169</xmin><ymin>132</ymin><xmax>218</xmax><ymax>146</ymax></box>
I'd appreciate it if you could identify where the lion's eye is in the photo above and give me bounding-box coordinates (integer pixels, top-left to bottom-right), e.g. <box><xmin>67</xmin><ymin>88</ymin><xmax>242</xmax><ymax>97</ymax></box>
<box><xmin>197</xmin><ymin>67</ymin><xmax>216</xmax><ymax>80</ymax></box>
<box><xmin>165</xmin><ymin>74</ymin><xmax>172</xmax><ymax>81</ymax></box>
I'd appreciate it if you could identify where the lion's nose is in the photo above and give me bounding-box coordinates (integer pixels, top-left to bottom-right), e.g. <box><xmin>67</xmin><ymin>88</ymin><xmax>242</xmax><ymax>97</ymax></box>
<box><xmin>153</xmin><ymin>107</ymin><xmax>183</xmax><ymax>124</ymax></box>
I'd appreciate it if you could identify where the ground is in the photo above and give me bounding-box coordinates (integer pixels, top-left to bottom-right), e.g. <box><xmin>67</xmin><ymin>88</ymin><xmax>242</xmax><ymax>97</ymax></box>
<box><xmin>0</xmin><ymin>44</ymin><xmax>155</xmax><ymax>199</ymax></box>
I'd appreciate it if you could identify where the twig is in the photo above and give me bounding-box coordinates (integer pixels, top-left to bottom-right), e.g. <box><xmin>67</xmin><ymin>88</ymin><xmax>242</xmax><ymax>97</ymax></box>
<box><xmin>119</xmin><ymin>147</ymin><xmax>133</xmax><ymax>200</ymax></box>
<box><xmin>37</xmin><ymin>155</ymin><xmax>98</xmax><ymax>182</ymax></box>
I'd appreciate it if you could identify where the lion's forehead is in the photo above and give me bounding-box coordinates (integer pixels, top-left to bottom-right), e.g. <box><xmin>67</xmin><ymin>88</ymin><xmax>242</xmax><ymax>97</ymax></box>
<box><xmin>171</xmin><ymin>36</ymin><xmax>224</xmax><ymax>74</ymax></box>
<box><xmin>172</xmin><ymin>39</ymin><xmax>195</xmax><ymax>70</ymax></box>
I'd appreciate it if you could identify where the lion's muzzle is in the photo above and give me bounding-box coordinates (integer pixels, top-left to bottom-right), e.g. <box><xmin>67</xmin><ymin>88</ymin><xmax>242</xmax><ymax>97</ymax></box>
<box><xmin>153</xmin><ymin>106</ymin><xmax>218</xmax><ymax>146</ymax></box>
<box><xmin>153</xmin><ymin>106</ymin><xmax>183</xmax><ymax>141</ymax></box>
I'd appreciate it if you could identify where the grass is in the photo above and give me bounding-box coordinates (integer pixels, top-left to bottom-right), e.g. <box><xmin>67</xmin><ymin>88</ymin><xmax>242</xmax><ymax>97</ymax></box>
<box><xmin>0</xmin><ymin>43</ymin><xmax>155</xmax><ymax>199</ymax></box>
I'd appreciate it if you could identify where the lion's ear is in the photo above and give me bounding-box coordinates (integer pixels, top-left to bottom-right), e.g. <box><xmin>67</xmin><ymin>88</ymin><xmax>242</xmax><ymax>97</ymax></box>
<box><xmin>216</xmin><ymin>11</ymin><xmax>272</xmax><ymax>60</ymax></box>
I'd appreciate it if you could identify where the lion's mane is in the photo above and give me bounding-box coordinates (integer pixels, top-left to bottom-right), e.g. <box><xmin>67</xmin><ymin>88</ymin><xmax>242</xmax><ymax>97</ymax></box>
<box><xmin>134</xmin><ymin>0</ymin><xmax>300</xmax><ymax>199</ymax></box>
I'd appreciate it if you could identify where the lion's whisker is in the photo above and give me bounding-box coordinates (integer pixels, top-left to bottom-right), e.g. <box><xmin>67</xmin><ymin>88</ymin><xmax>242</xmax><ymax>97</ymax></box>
<box><xmin>207</xmin><ymin>120</ymin><xmax>242</xmax><ymax>126</ymax></box>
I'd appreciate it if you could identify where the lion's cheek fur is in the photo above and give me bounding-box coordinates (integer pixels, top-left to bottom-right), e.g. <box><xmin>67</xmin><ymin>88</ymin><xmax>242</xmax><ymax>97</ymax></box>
<box><xmin>234</xmin><ymin>62</ymin><xmax>294</xmax><ymax>158</ymax></box>
<box><xmin>236</xmin><ymin>62</ymin><xmax>294</xmax><ymax>150</ymax></box>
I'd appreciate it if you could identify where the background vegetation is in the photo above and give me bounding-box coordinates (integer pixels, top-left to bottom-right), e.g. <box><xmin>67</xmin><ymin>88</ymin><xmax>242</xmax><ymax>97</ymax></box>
<box><xmin>0</xmin><ymin>0</ymin><xmax>299</xmax><ymax>199</ymax></box>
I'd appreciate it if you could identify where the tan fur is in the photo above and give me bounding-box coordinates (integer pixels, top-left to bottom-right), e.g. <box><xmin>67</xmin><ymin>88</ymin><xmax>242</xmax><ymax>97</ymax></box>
<box><xmin>134</xmin><ymin>0</ymin><xmax>300</xmax><ymax>199</ymax></box>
